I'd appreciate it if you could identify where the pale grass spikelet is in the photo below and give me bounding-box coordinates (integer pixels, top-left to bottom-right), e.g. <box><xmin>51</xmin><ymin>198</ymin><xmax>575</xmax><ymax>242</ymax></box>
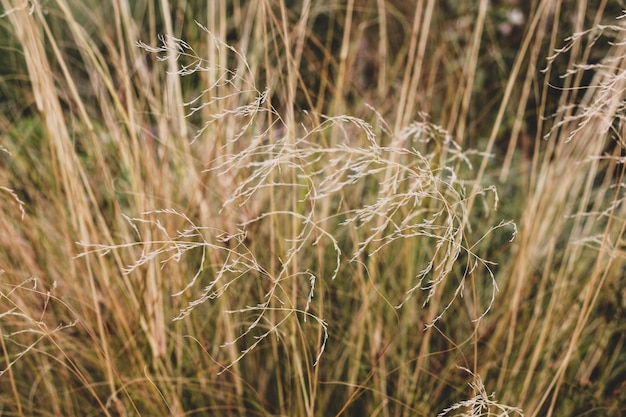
<box><xmin>77</xmin><ymin>210</ymin><xmax>259</xmax><ymax>321</ymax></box>
<box><xmin>220</xmin><ymin>306</ymin><xmax>329</xmax><ymax>373</ymax></box>
<box><xmin>137</xmin><ymin>21</ymin><xmax>270</xmax><ymax>145</ymax></box>
<box><xmin>0</xmin><ymin>278</ymin><xmax>77</xmax><ymax>378</ymax></box>
<box><xmin>0</xmin><ymin>0</ymin><xmax>34</xmax><ymax>18</ymax></box>
<box><xmin>438</xmin><ymin>367</ymin><xmax>524</xmax><ymax>417</ymax></box>
<box><xmin>1</xmin><ymin>186</ymin><xmax>26</xmax><ymax>220</ymax></box>
<box><xmin>545</xmin><ymin>19</ymin><xmax>626</xmax><ymax>142</ymax></box>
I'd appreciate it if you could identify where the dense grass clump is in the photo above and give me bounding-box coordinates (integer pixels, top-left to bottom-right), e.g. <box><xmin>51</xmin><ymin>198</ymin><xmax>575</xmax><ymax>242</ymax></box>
<box><xmin>1</xmin><ymin>1</ymin><xmax>625</xmax><ymax>416</ymax></box>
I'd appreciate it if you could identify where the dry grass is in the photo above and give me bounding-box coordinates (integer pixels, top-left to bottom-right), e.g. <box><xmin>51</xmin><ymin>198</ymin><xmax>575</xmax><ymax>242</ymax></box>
<box><xmin>1</xmin><ymin>0</ymin><xmax>625</xmax><ymax>416</ymax></box>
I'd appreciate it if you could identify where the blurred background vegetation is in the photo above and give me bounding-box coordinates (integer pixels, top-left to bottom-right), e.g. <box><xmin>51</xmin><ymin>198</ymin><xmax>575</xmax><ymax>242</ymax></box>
<box><xmin>1</xmin><ymin>0</ymin><xmax>626</xmax><ymax>416</ymax></box>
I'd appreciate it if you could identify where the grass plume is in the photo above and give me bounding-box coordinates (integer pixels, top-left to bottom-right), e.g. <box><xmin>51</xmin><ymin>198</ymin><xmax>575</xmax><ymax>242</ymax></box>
<box><xmin>1</xmin><ymin>1</ymin><xmax>625</xmax><ymax>416</ymax></box>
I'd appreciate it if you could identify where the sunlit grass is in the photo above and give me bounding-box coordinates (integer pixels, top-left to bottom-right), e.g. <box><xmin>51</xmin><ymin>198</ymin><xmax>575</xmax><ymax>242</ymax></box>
<box><xmin>1</xmin><ymin>1</ymin><xmax>625</xmax><ymax>416</ymax></box>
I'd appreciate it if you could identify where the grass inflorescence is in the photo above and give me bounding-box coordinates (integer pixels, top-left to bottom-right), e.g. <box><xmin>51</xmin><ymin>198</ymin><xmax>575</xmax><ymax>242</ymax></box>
<box><xmin>1</xmin><ymin>1</ymin><xmax>625</xmax><ymax>416</ymax></box>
